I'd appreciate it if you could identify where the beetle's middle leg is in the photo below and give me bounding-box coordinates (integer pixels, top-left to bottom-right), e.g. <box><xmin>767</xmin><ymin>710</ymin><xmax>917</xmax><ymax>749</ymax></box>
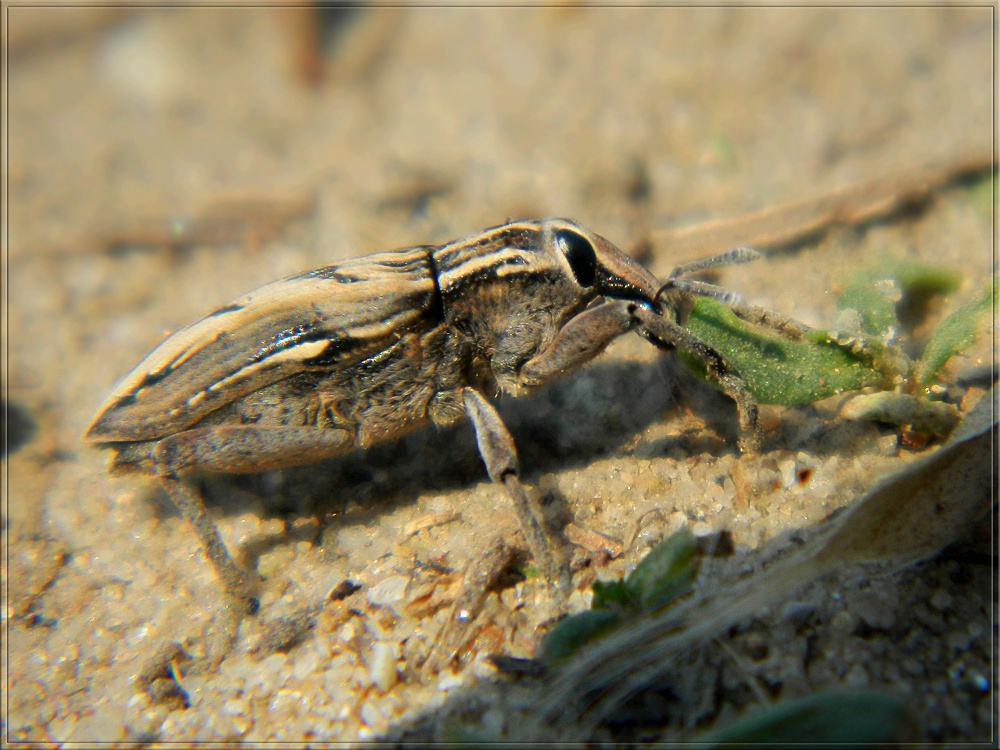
<box><xmin>461</xmin><ymin>388</ymin><xmax>570</xmax><ymax>590</ymax></box>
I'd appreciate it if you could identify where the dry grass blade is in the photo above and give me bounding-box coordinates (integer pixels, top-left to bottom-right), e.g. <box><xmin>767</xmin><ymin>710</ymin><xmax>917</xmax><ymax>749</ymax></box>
<box><xmin>813</xmin><ymin>383</ymin><xmax>996</xmax><ymax>568</ymax></box>
<box><xmin>652</xmin><ymin>150</ymin><xmax>995</xmax><ymax>259</ymax></box>
<box><xmin>100</xmin><ymin>192</ymin><xmax>316</xmax><ymax>254</ymax></box>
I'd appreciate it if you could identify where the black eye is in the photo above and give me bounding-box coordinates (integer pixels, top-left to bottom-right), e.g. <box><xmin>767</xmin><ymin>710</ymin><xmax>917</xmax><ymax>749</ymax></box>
<box><xmin>556</xmin><ymin>228</ymin><xmax>597</xmax><ymax>287</ymax></box>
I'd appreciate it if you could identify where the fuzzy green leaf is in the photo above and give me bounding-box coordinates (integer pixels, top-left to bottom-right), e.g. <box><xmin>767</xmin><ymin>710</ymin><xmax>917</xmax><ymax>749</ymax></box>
<box><xmin>624</xmin><ymin>528</ymin><xmax>700</xmax><ymax>609</ymax></box>
<box><xmin>681</xmin><ymin>297</ymin><xmax>889</xmax><ymax>406</ymax></box>
<box><xmin>916</xmin><ymin>281</ymin><xmax>996</xmax><ymax>386</ymax></box>
<box><xmin>695</xmin><ymin>688</ymin><xmax>908</xmax><ymax>745</ymax></box>
<box><xmin>835</xmin><ymin>279</ymin><xmax>900</xmax><ymax>338</ymax></box>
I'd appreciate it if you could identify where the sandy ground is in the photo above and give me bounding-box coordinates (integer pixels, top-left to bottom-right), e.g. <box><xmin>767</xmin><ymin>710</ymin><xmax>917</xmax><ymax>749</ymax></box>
<box><xmin>4</xmin><ymin>5</ymin><xmax>995</xmax><ymax>744</ymax></box>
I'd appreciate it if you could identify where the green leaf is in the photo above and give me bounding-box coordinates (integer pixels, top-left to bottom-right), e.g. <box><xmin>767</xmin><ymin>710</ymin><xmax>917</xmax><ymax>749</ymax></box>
<box><xmin>591</xmin><ymin>578</ymin><xmax>631</xmax><ymax>610</ymax></box>
<box><xmin>624</xmin><ymin>528</ymin><xmax>700</xmax><ymax>609</ymax></box>
<box><xmin>538</xmin><ymin>530</ymin><xmax>704</xmax><ymax>663</ymax></box>
<box><xmin>681</xmin><ymin>297</ymin><xmax>889</xmax><ymax>406</ymax></box>
<box><xmin>539</xmin><ymin>609</ymin><xmax>623</xmax><ymax>664</ymax></box>
<box><xmin>839</xmin><ymin>259</ymin><xmax>961</xmax><ymax>333</ymax></box>
<box><xmin>695</xmin><ymin>688</ymin><xmax>909</xmax><ymax>745</ymax></box>
<box><xmin>835</xmin><ymin>278</ymin><xmax>901</xmax><ymax>338</ymax></box>
<box><xmin>831</xmin><ymin>256</ymin><xmax>961</xmax><ymax>350</ymax></box>
<box><xmin>916</xmin><ymin>280</ymin><xmax>996</xmax><ymax>386</ymax></box>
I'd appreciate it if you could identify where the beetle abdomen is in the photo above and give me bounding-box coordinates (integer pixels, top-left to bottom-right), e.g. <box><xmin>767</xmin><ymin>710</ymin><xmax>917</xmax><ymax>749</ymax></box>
<box><xmin>87</xmin><ymin>248</ymin><xmax>438</xmax><ymax>443</ymax></box>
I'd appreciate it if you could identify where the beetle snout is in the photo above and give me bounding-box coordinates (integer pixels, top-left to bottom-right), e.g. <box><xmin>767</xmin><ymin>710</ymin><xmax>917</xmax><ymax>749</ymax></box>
<box><xmin>590</xmin><ymin>234</ymin><xmax>662</xmax><ymax>308</ymax></box>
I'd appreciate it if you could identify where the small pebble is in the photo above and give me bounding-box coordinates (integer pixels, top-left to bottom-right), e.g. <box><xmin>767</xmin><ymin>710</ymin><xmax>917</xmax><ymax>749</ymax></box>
<box><xmin>47</xmin><ymin>713</ymin><xmax>78</xmax><ymax>742</ymax></box>
<box><xmin>437</xmin><ymin>670</ymin><xmax>464</xmax><ymax>693</ymax></box>
<box><xmin>852</xmin><ymin>592</ymin><xmax>897</xmax><ymax>631</ymax></box>
<box><xmin>292</xmin><ymin>649</ymin><xmax>320</xmax><ymax>680</ymax></box>
<box><xmin>359</xmin><ymin>701</ymin><xmax>383</xmax><ymax>728</ymax></box>
<box><xmin>481</xmin><ymin>706</ymin><xmax>505</xmax><ymax>736</ymax></box>
<box><xmin>968</xmin><ymin>672</ymin><xmax>989</xmax><ymax>692</ymax></box>
<box><xmin>780</xmin><ymin>601</ymin><xmax>815</xmax><ymax>630</ymax></box>
<box><xmin>368</xmin><ymin>641</ymin><xmax>398</xmax><ymax>692</ymax></box>
<box><xmin>843</xmin><ymin>664</ymin><xmax>869</xmax><ymax>687</ymax></box>
<box><xmin>929</xmin><ymin>588</ymin><xmax>953</xmax><ymax>612</ymax></box>
<box><xmin>366</xmin><ymin>576</ymin><xmax>410</xmax><ymax>609</ymax></box>
<box><xmin>946</xmin><ymin>630</ymin><xmax>973</xmax><ymax>653</ymax></box>
<box><xmin>830</xmin><ymin>609</ymin><xmax>856</xmax><ymax>633</ymax></box>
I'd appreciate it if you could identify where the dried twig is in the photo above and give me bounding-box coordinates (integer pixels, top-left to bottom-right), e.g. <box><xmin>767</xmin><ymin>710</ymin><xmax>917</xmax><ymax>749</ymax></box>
<box><xmin>652</xmin><ymin>150</ymin><xmax>995</xmax><ymax>260</ymax></box>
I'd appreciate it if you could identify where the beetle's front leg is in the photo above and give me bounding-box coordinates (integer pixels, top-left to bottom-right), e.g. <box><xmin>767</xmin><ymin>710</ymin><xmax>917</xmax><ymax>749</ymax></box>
<box><xmin>461</xmin><ymin>388</ymin><xmax>569</xmax><ymax>589</ymax></box>
<box><xmin>632</xmin><ymin>304</ymin><xmax>762</xmax><ymax>453</ymax></box>
<box><xmin>518</xmin><ymin>299</ymin><xmax>639</xmax><ymax>387</ymax></box>
<box><xmin>517</xmin><ymin>297</ymin><xmax>761</xmax><ymax>453</ymax></box>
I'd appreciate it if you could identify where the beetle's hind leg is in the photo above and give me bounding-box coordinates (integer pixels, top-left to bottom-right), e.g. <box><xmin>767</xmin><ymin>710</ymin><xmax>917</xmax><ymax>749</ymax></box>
<box><xmin>155</xmin><ymin>427</ymin><xmax>353</xmax><ymax>596</ymax></box>
<box><xmin>633</xmin><ymin>305</ymin><xmax>762</xmax><ymax>454</ymax></box>
<box><xmin>158</xmin><ymin>472</ymin><xmax>263</xmax><ymax>612</ymax></box>
<box><xmin>131</xmin><ymin>474</ymin><xmax>256</xmax><ymax>694</ymax></box>
<box><xmin>143</xmin><ymin>425</ymin><xmax>355</xmax><ymax>680</ymax></box>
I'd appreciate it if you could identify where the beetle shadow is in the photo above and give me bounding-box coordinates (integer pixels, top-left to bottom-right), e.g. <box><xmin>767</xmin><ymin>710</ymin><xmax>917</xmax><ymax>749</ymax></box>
<box><xmin>162</xmin><ymin>350</ymin><xmax>896</xmax><ymax>587</ymax></box>
<box><xmin>185</xmin><ymin>355</ymin><xmax>702</xmax><ymax>552</ymax></box>
<box><xmin>185</xmin><ymin>349</ymin><xmax>892</xmax><ymax>560</ymax></box>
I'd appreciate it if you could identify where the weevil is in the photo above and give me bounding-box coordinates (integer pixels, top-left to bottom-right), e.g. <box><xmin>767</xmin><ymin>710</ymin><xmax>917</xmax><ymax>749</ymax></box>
<box><xmin>86</xmin><ymin>219</ymin><xmax>793</xmax><ymax>634</ymax></box>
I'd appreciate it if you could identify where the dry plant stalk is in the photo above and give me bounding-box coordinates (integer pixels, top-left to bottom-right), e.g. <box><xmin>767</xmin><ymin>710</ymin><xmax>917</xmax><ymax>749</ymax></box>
<box><xmin>652</xmin><ymin>150</ymin><xmax>995</xmax><ymax>260</ymax></box>
<box><xmin>99</xmin><ymin>192</ymin><xmax>316</xmax><ymax>254</ymax></box>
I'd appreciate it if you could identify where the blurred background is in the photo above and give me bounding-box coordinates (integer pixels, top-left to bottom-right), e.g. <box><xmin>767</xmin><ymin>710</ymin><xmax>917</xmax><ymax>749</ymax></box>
<box><xmin>7</xmin><ymin>4</ymin><xmax>992</xmax><ymax>432</ymax></box>
<box><xmin>7</xmin><ymin>5</ymin><xmax>991</xmax><ymax>258</ymax></box>
<box><xmin>4</xmin><ymin>5</ymin><xmax>994</xmax><ymax>744</ymax></box>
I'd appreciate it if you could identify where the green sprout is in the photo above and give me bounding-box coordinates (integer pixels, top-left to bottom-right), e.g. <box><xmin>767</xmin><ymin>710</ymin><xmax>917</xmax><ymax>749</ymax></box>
<box><xmin>680</xmin><ymin>257</ymin><xmax>993</xmax><ymax>436</ymax></box>
<box><xmin>539</xmin><ymin>529</ymin><xmax>701</xmax><ymax>665</ymax></box>
<box><xmin>694</xmin><ymin>687</ymin><xmax>909</xmax><ymax>745</ymax></box>
<box><xmin>916</xmin><ymin>281</ymin><xmax>996</xmax><ymax>387</ymax></box>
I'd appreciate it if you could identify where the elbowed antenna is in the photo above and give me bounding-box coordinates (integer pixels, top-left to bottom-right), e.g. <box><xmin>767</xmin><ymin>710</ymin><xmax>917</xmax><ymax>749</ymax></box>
<box><xmin>654</xmin><ymin>246</ymin><xmax>762</xmax><ymax>306</ymax></box>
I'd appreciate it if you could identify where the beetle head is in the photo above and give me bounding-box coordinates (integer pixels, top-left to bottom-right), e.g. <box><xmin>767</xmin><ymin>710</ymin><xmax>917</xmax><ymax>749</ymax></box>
<box><xmin>542</xmin><ymin>219</ymin><xmax>661</xmax><ymax>309</ymax></box>
<box><xmin>543</xmin><ymin>220</ymin><xmax>680</xmax><ymax>351</ymax></box>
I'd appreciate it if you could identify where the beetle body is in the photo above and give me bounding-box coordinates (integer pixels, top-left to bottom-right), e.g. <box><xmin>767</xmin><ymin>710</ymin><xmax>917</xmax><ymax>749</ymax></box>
<box><xmin>87</xmin><ymin>219</ymin><xmax>768</xmax><ymax>657</ymax></box>
<box><xmin>88</xmin><ymin>220</ymin><xmax>662</xmax><ymax>472</ymax></box>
